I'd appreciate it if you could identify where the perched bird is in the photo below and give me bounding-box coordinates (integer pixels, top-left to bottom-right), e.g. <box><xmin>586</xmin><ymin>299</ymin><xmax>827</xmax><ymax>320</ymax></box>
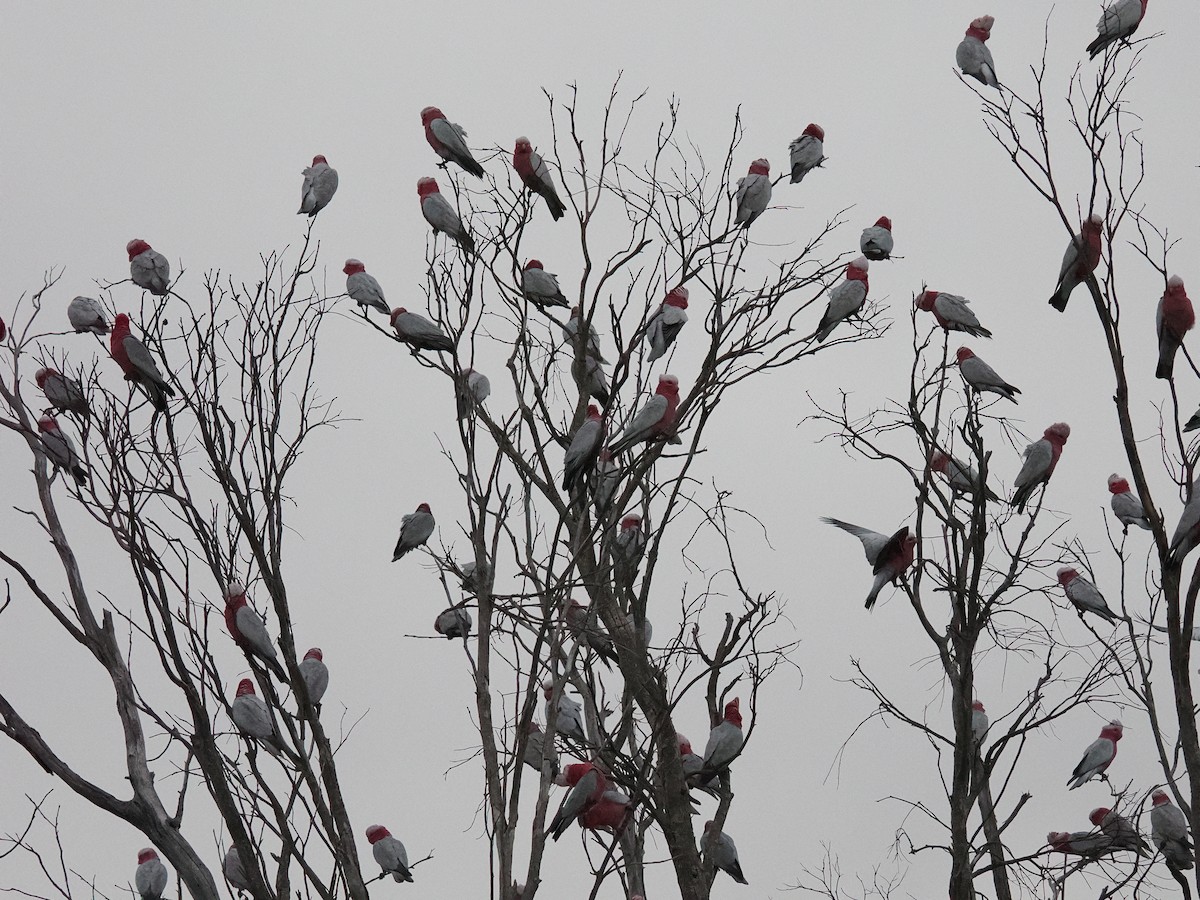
<box><xmin>393</xmin><ymin>504</ymin><xmax>435</xmax><ymax>560</ymax></box>
<box><xmin>1087</xmin><ymin>0</ymin><xmax>1149</xmax><ymax>59</ymax></box>
<box><xmin>814</xmin><ymin>257</ymin><xmax>870</xmax><ymax>342</ymax></box>
<box><xmin>1057</xmin><ymin>567</ymin><xmax>1120</xmax><ymax>625</ymax></box>
<box><xmin>434</xmin><ymin>606</ymin><xmax>473</xmax><ymax>640</ymax></box>
<box><xmin>1067</xmin><ymin>719</ymin><xmax>1123</xmax><ymax>789</ymax></box>
<box><xmin>298</xmin><ymin>648</ymin><xmax>329</xmax><ymax>707</ymax></box>
<box><xmin>366</xmin><ymin>825</ymin><xmax>413</xmax><ymax>882</ymax></box>
<box><xmin>929</xmin><ymin>450</ymin><xmax>998</xmax><ymax>501</ymax></box>
<box><xmin>564</xmin><ymin>598</ymin><xmax>619</xmax><ymax>668</ymax></box>
<box><xmin>563</xmin><ymin>404</ymin><xmax>606</xmax><ymax>494</ymax></box>
<box><xmin>417</xmin><ymin>177</ymin><xmax>474</xmax><ymax>252</ymax></box>
<box><xmin>1168</xmin><ymin>477</ymin><xmax>1200</xmax><ymax>567</ymax></box>
<box><xmin>522</xmin><ymin>721</ymin><xmax>560</xmax><ymax>779</ymax></box>
<box><xmin>702</xmin><ymin>821</ymin><xmax>749</xmax><ymax>884</ymax></box>
<box><xmin>67</xmin><ymin>296</ymin><xmax>108</xmax><ymax>334</ymax></box>
<box><xmin>343</xmin><ymin>259</ymin><xmax>389</xmax><ymax>316</ymax></box>
<box><xmin>1157</xmin><ymin>276</ymin><xmax>1194</xmax><ymax>380</ymax></box>
<box><xmin>1049</xmin><ymin>214</ymin><xmax>1104</xmax><ymax>312</ymax></box>
<box><xmin>513</xmin><ymin>137</ymin><xmax>566</xmax><ymax>220</ymax></box>
<box><xmin>865</xmin><ymin>527</ymin><xmax>917</xmax><ymax>610</ymax></box>
<box><xmin>456</xmin><ymin>368</ymin><xmax>491</xmax><ymax>421</ymax></box>
<box><xmin>678</xmin><ymin>733</ymin><xmax>717</xmax><ymax>793</ymax></box>
<box><xmin>699</xmin><ymin>697</ymin><xmax>744</xmax><ymax>777</ymax></box>
<box><xmin>544</xmin><ymin>684</ymin><xmax>587</xmax><ymax>743</ymax></box>
<box><xmin>956</xmin><ymin>347</ymin><xmax>1019</xmax><ymax>402</ymax></box>
<box><xmin>971</xmin><ymin>701</ymin><xmax>989</xmax><ymax>744</ymax></box>
<box><xmin>223</xmin><ymin>846</ymin><xmax>253</xmax><ymax>893</ymax></box>
<box><xmin>459</xmin><ymin>559</ymin><xmax>491</xmax><ymax>595</ymax></box>
<box><xmin>1047</xmin><ymin>830</ymin><xmax>1113</xmax><ymax>857</ymax></box>
<box><xmin>579</xmin><ymin>789</ymin><xmax>632</xmax><ymax>835</ymax></box>
<box><xmin>1108</xmin><ymin>474</ymin><xmax>1151</xmax><ymax>531</ymax></box>
<box><xmin>591</xmin><ymin>449</ymin><xmax>619</xmax><ymax>515</ymax></box>
<box><xmin>917</xmin><ymin>290</ymin><xmax>992</xmax><ymax>338</ymax></box>
<box><xmin>36</xmin><ymin>369</ymin><xmax>89</xmax><ymax>418</ymax></box>
<box><xmin>135</xmin><ymin>849</ymin><xmax>168</xmax><ymax>900</ymax></box>
<box><xmin>564</xmin><ymin>306</ymin><xmax>607</xmax><ymax>362</ymax></box>
<box><xmin>613</xmin><ymin>514</ymin><xmax>646</xmax><ymax>587</ymax></box>
<box><xmin>957</xmin><ymin>15</ymin><xmax>999</xmax><ymax>87</ymax></box>
<box><xmin>859</xmin><ymin>217</ymin><xmax>894</xmax><ymax>261</ymax></box>
<box><xmin>1150</xmin><ymin>790</ymin><xmax>1194</xmax><ymax>870</ymax></box>
<box><xmin>521</xmin><ymin>260</ymin><xmax>568</xmax><ymax>308</ymax></box>
<box><xmin>788</xmin><ymin>124</ymin><xmax>825</xmax><ymax>184</ymax></box>
<box><xmin>297</xmin><ymin>155</ymin><xmax>338</xmax><ymax>216</ymax></box>
<box><xmin>127</xmin><ymin>240</ymin><xmax>170</xmax><ymax>296</ymax></box>
<box><xmin>572</xmin><ymin>344</ymin><xmax>610</xmax><ymax>406</ymax></box>
<box><xmin>390</xmin><ymin>308</ymin><xmax>455</xmax><ymax>353</ymax></box>
<box><xmin>548</xmin><ymin>762</ymin><xmax>606</xmax><ymax>840</ymax></box>
<box><xmin>610</xmin><ymin>375</ymin><xmax>682</xmax><ymax>454</ymax></box>
<box><xmin>1011</xmin><ymin>423</ymin><xmax>1071</xmax><ymax>513</ymax></box>
<box><xmin>224</xmin><ymin>581</ymin><xmax>289</xmax><ymax>682</ymax></box>
<box><xmin>37</xmin><ymin>416</ymin><xmax>88</xmax><ymax>484</ymax></box>
<box><xmin>421</xmin><ymin>106</ymin><xmax>484</xmax><ymax>177</ymax></box>
<box><xmin>646</xmin><ymin>286</ymin><xmax>689</xmax><ymax>362</ymax></box>
<box><xmin>230</xmin><ymin>679</ymin><xmax>282</xmax><ymax>756</ymax></box>
<box><xmin>110</xmin><ymin>314</ymin><xmax>176</xmax><ymax>411</ymax></box>
<box><xmin>733</xmin><ymin>159</ymin><xmax>771</xmax><ymax>228</ymax></box>
<box><xmin>1089</xmin><ymin>807</ymin><xmax>1150</xmax><ymax>856</ymax></box>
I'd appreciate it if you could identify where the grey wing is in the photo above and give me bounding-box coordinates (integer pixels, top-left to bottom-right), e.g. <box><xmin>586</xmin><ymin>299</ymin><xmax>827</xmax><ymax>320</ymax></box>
<box><xmin>431</xmin><ymin>117</ymin><xmax>473</xmax><ymax>160</ymax></box>
<box><xmin>624</xmin><ymin>395</ymin><xmax>668</xmax><ymax>438</ymax></box>
<box><xmin>1013</xmin><ymin>440</ymin><xmax>1051</xmax><ymax>488</ymax></box>
<box><xmin>123</xmin><ymin>336</ymin><xmax>169</xmax><ymax>386</ymax></box>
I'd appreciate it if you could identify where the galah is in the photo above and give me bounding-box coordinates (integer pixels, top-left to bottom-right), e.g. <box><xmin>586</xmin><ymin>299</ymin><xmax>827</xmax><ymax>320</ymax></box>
<box><xmin>971</xmin><ymin>701</ymin><xmax>989</xmax><ymax>744</ymax></box>
<box><xmin>698</xmin><ymin>697</ymin><xmax>744</xmax><ymax>777</ymax></box>
<box><xmin>297</xmin><ymin>155</ymin><xmax>338</xmax><ymax>216</ymax></box>
<box><xmin>223</xmin><ymin>846</ymin><xmax>253</xmax><ymax>893</ymax></box>
<box><xmin>521</xmin><ymin>260</ymin><xmax>568</xmax><ymax>308</ymax></box>
<box><xmin>929</xmin><ymin>449</ymin><xmax>999</xmax><ymax>501</ymax></box>
<box><xmin>613</xmin><ymin>513</ymin><xmax>646</xmax><ymax>587</ymax></box>
<box><xmin>36</xmin><ymin>368</ymin><xmax>90</xmax><ymax>418</ymax></box>
<box><xmin>459</xmin><ymin>559</ymin><xmax>491</xmax><ymax>595</ymax></box>
<box><xmin>564</xmin><ymin>598</ymin><xmax>619</xmax><ymax>668</ymax></box>
<box><xmin>916</xmin><ymin>290</ymin><xmax>992</xmax><ymax>338</ymax></box>
<box><xmin>1156</xmin><ymin>275</ymin><xmax>1194</xmax><ymax>380</ymax></box>
<box><xmin>865</xmin><ymin>527</ymin><xmax>917</xmax><ymax>610</ymax></box>
<box><xmin>456</xmin><ymin>368</ymin><xmax>491</xmax><ymax>421</ymax></box>
<box><xmin>393</xmin><ymin>503</ymin><xmax>435</xmax><ymax>560</ymax></box>
<box><xmin>1087</xmin><ymin>0</ymin><xmax>1149</xmax><ymax>59</ymax></box>
<box><xmin>548</xmin><ymin>762</ymin><xmax>606</xmax><ymax>840</ymax></box>
<box><xmin>513</xmin><ymin>136</ymin><xmax>566</xmax><ymax>220</ymax></box>
<box><xmin>563</xmin><ymin>404</ymin><xmax>605</xmax><ymax>494</ymax></box>
<box><xmin>646</xmin><ymin>286</ymin><xmax>689</xmax><ymax>362</ymax></box>
<box><xmin>38</xmin><ymin>416</ymin><xmax>88</xmax><ymax>485</ymax></box>
<box><xmin>366</xmin><ymin>825</ymin><xmax>413</xmax><ymax>882</ymax></box>
<box><xmin>1067</xmin><ymin>719</ymin><xmax>1123</xmax><ymax>789</ymax></box>
<box><xmin>956</xmin><ymin>347</ymin><xmax>1019</xmax><ymax>402</ymax></box>
<box><xmin>230</xmin><ymin>679</ymin><xmax>282</xmax><ymax>755</ymax></box>
<box><xmin>571</xmin><ymin>345</ymin><xmax>610</xmax><ymax>406</ymax></box>
<box><xmin>679</xmin><ymin>733</ymin><xmax>717</xmax><ymax>791</ymax></box>
<box><xmin>1169</xmin><ymin>477</ymin><xmax>1200</xmax><ymax>566</ymax></box>
<box><xmin>733</xmin><ymin>158</ymin><xmax>771</xmax><ymax>228</ymax></box>
<box><xmin>814</xmin><ymin>257</ymin><xmax>870</xmax><ymax>342</ymax></box>
<box><xmin>68</xmin><ymin>296</ymin><xmax>109</xmax><ymax>334</ymax></box>
<box><xmin>389</xmin><ymin>307</ymin><xmax>455</xmax><ymax>352</ymax></box>
<box><xmin>343</xmin><ymin>259</ymin><xmax>389</xmax><ymax>316</ymax></box>
<box><xmin>1089</xmin><ymin>807</ymin><xmax>1150</xmax><ymax>855</ymax></box>
<box><xmin>135</xmin><ymin>849</ymin><xmax>168</xmax><ymax>900</ymax></box>
<box><xmin>859</xmin><ymin>217</ymin><xmax>894</xmax><ymax>261</ymax></box>
<box><xmin>223</xmin><ymin>580</ymin><xmax>289</xmax><ymax>682</ymax></box>
<box><xmin>111</xmin><ymin>314</ymin><xmax>176</xmax><ymax>411</ymax></box>
<box><xmin>544</xmin><ymin>684</ymin><xmax>587</xmax><ymax>742</ymax></box>
<box><xmin>127</xmin><ymin>240</ymin><xmax>170</xmax><ymax>296</ymax></box>
<box><xmin>956</xmin><ymin>15</ymin><xmax>999</xmax><ymax>87</ymax></box>
<box><xmin>1047</xmin><ymin>830</ymin><xmax>1113</xmax><ymax>857</ymax></box>
<box><xmin>1048</xmin><ymin>214</ymin><xmax>1103</xmax><ymax>312</ymax></box>
<box><xmin>1010</xmin><ymin>423</ymin><xmax>1071</xmax><ymax>513</ymax></box>
<box><xmin>609</xmin><ymin>374</ymin><xmax>682</xmax><ymax>455</ymax></box>
<box><xmin>417</xmin><ymin>177</ymin><xmax>475</xmax><ymax>252</ymax></box>
<box><xmin>1057</xmin><ymin>567</ymin><xmax>1119</xmax><ymax>625</ymax></box>
<box><xmin>1108</xmin><ymin>474</ymin><xmax>1151</xmax><ymax>531</ymax></box>
<box><xmin>522</xmin><ymin>721</ymin><xmax>560</xmax><ymax>780</ymax></box>
<box><xmin>579</xmin><ymin>788</ymin><xmax>632</xmax><ymax>835</ymax></box>
<box><xmin>420</xmin><ymin>106</ymin><xmax>484</xmax><ymax>177</ymax></box>
<box><xmin>299</xmin><ymin>647</ymin><xmax>329</xmax><ymax>707</ymax></box>
<box><xmin>788</xmin><ymin>124</ymin><xmax>825</xmax><ymax>184</ymax></box>
<box><xmin>564</xmin><ymin>306</ymin><xmax>607</xmax><ymax>362</ymax></box>
<box><xmin>435</xmin><ymin>606</ymin><xmax>473</xmax><ymax>640</ymax></box>
<box><xmin>591</xmin><ymin>449</ymin><xmax>619</xmax><ymax>515</ymax></box>
<box><xmin>1150</xmin><ymin>790</ymin><xmax>1194</xmax><ymax>870</ymax></box>
<box><xmin>702</xmin><ymin>821</ymin><xmax>749</xmax><ymax>884</ymax></box>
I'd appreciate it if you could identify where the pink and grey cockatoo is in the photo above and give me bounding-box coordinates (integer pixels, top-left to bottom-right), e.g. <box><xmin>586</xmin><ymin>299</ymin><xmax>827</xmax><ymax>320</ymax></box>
<box><xmin>299</xmin><ymin>648</ymin><xmax>328</xmax><ymax>707</ymax></box>
<box><xmin>435</xmin><ymin>606</ymin><xmax>472</xmax><ymax>640</ymax></box>
<box><xmin>548</xmin><ymin>762</ymin><xmax>607</xmax><ymax>840</ymax></box>
<box><xmin>298</xmin><ymin>155</ymin><xmax>338</xmax><ymax>216</ymax></box>
<box><xmin>223</xmin><ymin>846</ymin><xmax>253</xmax><ymax>893</ymax></box>
<box><xmin>459</xmin><ymin>559</ymin><xmax>491</xmax><ymax>595</ymax></box>
<box><xmin>859</xmin><ymin>217</ymin><xmax>893</xmax><ymax>261</ymax></box>
<box><xmin>646</xmin><ymin>286</ymin><xmax>689</xmax><ymax>362</ymax></box>
<box><xmin>522</xmin><ymin>721</ymin><xmax>560</xmax><ymax>779</ymax></box>
<box><xmin>366</xmin><ymin>825</ymin><xmax>413</xmax><ymax>882</ymax></box>
<box><xmin>564</xmin><ymin>599</ymin><xmax>618</xmax><ymax>668</ymax></box>
<box><xmin>456</xmin><ymin>368</ymin><xmax>490</xmax><ymax>421</ymax></box>
<box><xmin>613</xmin><ymin>513</ymin><xmax>646</xmax><ymax>587</ymax></box>
<box><xmin>789</xmin><ymin>124</ymin><xmax>825</xmax><ymax>183</ymax></box>
<box><xmin>224</xmin><ymin>582</ymin><xmax>289</xmax><ymax>682</ymax></box>
<box><xmin>127</xmin><ymin>240</ymin><xmax>170</xmax><ymax>296</ymax></box>
<box><xmin>513</xmin><ymin>137</ymin><xmax>566</xmax><ymax>220</ymax></box>
<box><xmin>579</xmin><ymin>788</ymin><xmax>632</xmax><ymax>835</ymax></box>
<box><xmin>389</xmin><ymin>307</ymin><xmax>455</xmax><ymax>352</ymax></box>
<box><xmin>1067</xmin><ymin>719</ymin><xmax>1123</xmax><ymax>789</ymax></box>
<box><xmin>822</xmin><ymin>518</ymin><xmax>917</xmax><ymax>609</ymax></box>
<box><xmin>591</xmin><ymin>449</ymin><xmax>619</xmax><ymax>515</ymax></box>
<box><xmin>1168</xmin><ymin>477</ymin><xmax>1200</xmax><ymax>567</ymax></box>
<box><xmin>544</xmin><ymin>684</ymin><xmax>587</xmax><ymax>742</ymax></box>
<box><xmin>1089</xmin><ymin>807</ymin><xmax>1150</xmax><ymax>855</ymax></box>
<box><xmin>563</xmin><ymin>404</ymin><xmax>606</xmax><ymax>494</ymax></box>
<box><xmin>1150</xmin><ymin>790</ymin><xmax>1194</xmax><ymax>870</ymax></box>
<box><xmin>1049</xmin><ymin>214</ymin><xmax>1103</xmax><ymax>311</ymax></box>
<box><xmin>957</xmin><ymin>16</ymin><xmax>999</xmax><ymax>88</ymax></box>
<box><xmin>343</xmin><ymin>259</ymin><xmax>389</xmax><ymax>316</ymax></box>
<box><xmin>814</xmin><ymin>257</ymin><xmax>870</xmax><ymax>342</ymax></box>
<box><xmin>917</xmin><ymin>290</ymin><xmax>992</xmax><ymax>339</ymax></box>
<box><xmin>955</xmin><ymin>347</ymin><xmax>1019</xmax><ymax>402</ymax></box>
<box><xmin>36</xmin><ymin>369</ymin><xmax>90</xmax><ymax>419</ymax></box>
<box><xmin>930</xmin><ymin>450</ymin><xmax>999</xmax><ymax>501</ymax></box>
<box><xmin>1057</xmin><ymin>567</ymin><xmax>1120</xmax><ymax>625</ymax></box>
<box><xmin>678</xmin><ymin>733</ymin><xmax>718</xmax><ymax>793</ymax></box>
<box><xmin>702</xmin><ymin>821</ymin><xmax>749</xmax><ymax>884</ymax></box>
<box><xmin>1108</xmin><ymin>474</ymin><xmax>1151</xmax><ymax>531</ymax></box>
<box><xmin>1156</xmin><ymin>276</ymin><xmax>1193</xmax><ymax>380</ymax></box>
<box><xmin>110</xmin><ymin>314</ymin><xmax>176</xmax><ymax>411</ymax></box>
<box><xmin>135</xmin><ymin>849</ymin><xmax>168</xmax><ymax>900</ymax></box>
<box><xmin>564</xmin><ymin>306</ymin><xmax>607</xmax><ymax>362</ymax></box>
<box><xmin>417</xmin><ymin>177</ymin><xmax>475</xmax><ymax>252</ymax></box>
<box><xmin>697</xmin><ymin>697</ymin><xmax>744</xmax><ymax>778</ymax></box>
<box><xmin>393</xmin><ymin>503</ymin><xmax>435</xmax><ymax>560</ymax></box>
<box><xmin>572</xmin><ymin>343</ymin><xmax>610</xmax><ymax>406</ymax></box>
<box><xmin>230</xmin><ymin>678</ymin><xmax>282</xmax><ymax>756</ymax></box>
<box><xmin>1011</xmin><ymin>423</ymin><xmax>1070</xmax><ymax>513</ymax></box>
<box><xmin>610</xmin><ymin>375</ymin><xmax>682</xmax><ymax>454</ymax></box>
<box><xmin>971</xmin><ymin>701</ymin><xmax>989</xmax><ymax>744</ymax></box>
<box><xmin>1047</xmin><ymin>830</ymin><xmax>1113</xmax><ymax>857</ymax></box>
<box><xmin>1087</xmin><ymin>0</ymin><xmax>1149</xmax><ymax>59</ymax></box>
<box><xmin>67</xmin><ymin>296</ymin><xmax>108</xmax><ymax>334</ymax></box>
<box><xmin>734</xmin><ymin>159</ymin><xmax>771</xmax><ymax>228</ymax></box>
<box><xmin>421</xmin><ymin>107</ymin><xmax>484</xmax><ymax>177</ymax></box>
<box><xmin>521</xmin><ymin>260</ymin><xmax>568</xmax><ymax>308</ymax></box>
<box><xmin>38</xmin><ymin>416</ymin><xmax>88</xmax><ymax>485</ymax></box>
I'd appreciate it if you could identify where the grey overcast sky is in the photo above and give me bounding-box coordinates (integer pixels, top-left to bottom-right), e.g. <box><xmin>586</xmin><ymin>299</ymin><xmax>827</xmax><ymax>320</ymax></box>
<box><xmin>3</xmin><ymin>2</ymin><xmax>1198</xmax><ymax>898</ymax></box>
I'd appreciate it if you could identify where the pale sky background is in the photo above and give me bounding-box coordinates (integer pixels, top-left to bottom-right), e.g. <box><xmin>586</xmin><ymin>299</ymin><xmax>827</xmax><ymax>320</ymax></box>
<box><xmin>2</xmin><ymin>2</ymin><xmax>1199</xmax><ymax>898</ymax></box>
